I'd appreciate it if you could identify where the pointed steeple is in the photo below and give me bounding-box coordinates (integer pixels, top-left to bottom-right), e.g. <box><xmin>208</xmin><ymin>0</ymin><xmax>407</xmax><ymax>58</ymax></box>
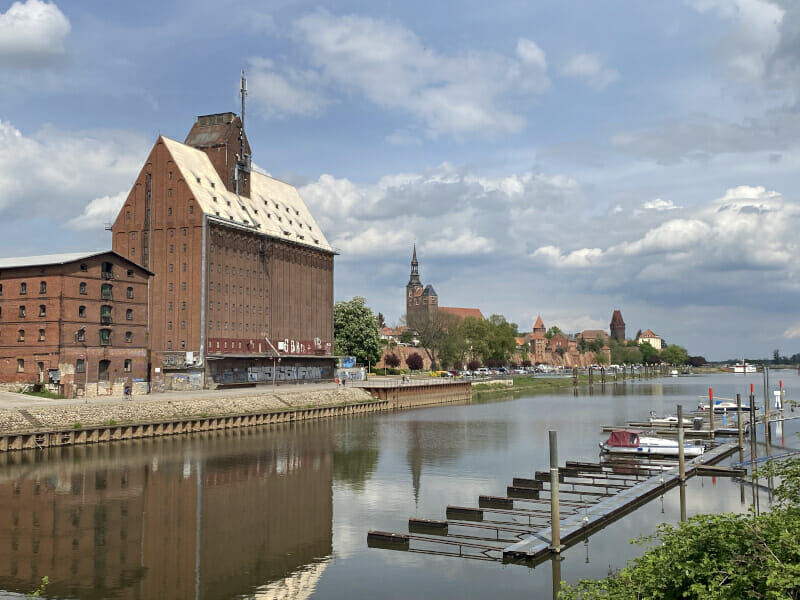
<box><xmin>408</xmin><ymin>243</ymin><xmax>421</xmax><ymax>286</ymax></box>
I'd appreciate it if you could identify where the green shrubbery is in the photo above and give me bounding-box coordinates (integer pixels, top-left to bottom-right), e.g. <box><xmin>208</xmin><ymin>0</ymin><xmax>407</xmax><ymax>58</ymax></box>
<box><xmin>560</xmin><ymin>456</ymin><xmax>800</xmax><ymax>599</ymax></box>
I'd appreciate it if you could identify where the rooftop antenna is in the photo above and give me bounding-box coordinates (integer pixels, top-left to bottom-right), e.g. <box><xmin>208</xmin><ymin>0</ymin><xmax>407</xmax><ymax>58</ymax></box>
<box><xmin>240</xmin><ymin>70</ymin><xmax>247</xmax><ymax>132</ymax></box>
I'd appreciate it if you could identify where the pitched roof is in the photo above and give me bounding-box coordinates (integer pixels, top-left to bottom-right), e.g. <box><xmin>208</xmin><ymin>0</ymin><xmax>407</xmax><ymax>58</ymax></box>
<box><xmin>533</xmin><ymin>315</ymin><xmax>544</xmax><ymax>329</ymax></box>
<box><xmin>421</xmin><ymin>284</ymin><xmax>437</xmax><ymax>296</ymax></box>
<box><xmin>515</xmin><ymin>337</ymin><xmax>526</xmax><ymax>346</ymax></box>
<box><xmin>0</xmin><ymin>250</ymin><xmax>153</xmax><ymax>274</ymax></box>
<box><xmin>639</xmin><ymin>329</ymin><xmax>659</xmax><ymax>338</ymax></box>
<box><xmin>610</xmin><ymin>310</ymin><xmax>625</xmax><ymax>326</ymax></box>
<box><xmin>578</xmin><ymin>329</ymin><xmax>607</xmax><ymax>340</ymax></box>
<box><xmin>439</xmin><ymin>307</ymin><xmax>485</xmax><ymax>320</ymax></box>
<box><xmin>162</xmin><ymin>136</ymin><xmax>332</xmax><ymax>252</ymax></box>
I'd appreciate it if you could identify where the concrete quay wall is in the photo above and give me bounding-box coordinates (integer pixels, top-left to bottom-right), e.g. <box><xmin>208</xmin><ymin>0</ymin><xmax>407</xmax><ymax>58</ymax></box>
<box><xmin>0</xmin><ymin>381</ymin><xmax>473</xmax><ymax>452</ymax></box>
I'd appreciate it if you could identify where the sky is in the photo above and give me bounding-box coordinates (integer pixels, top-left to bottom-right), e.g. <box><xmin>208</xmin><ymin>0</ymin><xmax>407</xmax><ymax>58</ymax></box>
<box><xmin>0</xmin><ymin>0</ymin><xmax>799</xmax><ymax>360</ymax></box>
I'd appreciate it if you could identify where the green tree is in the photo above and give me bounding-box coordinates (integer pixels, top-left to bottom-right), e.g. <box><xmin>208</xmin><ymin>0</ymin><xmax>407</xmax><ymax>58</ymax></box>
<box><xmin>399</xmin><ymin>328</ymin><xmax>415</xmax><ymax>345</ymax></box>
<box><xmin>560</xmin><ymin>455</ymin><xmax>800</xmax><ymax>600</ymax></box>
<box><xmin>459</xmin><ymin>316</ymin><xmax>490</xmax><ymax>364</ymax></box>
<box><xmin>486</xmin><ymin>315</ymin><xmax>518</xmax><ymax>364</ymax></box>
<box><xmin>660</xmin><ymin>344</ymin><xmax>689</xmax><ymax>365</ymax></box>
<box><xmin>384</xmin><ymin>353</ymin><xmax>400</xmax><ymax>368</ymax></box>
<box><xmin>545</xmin><ymin>326</ymin><xmax>562</xmax><ymax>340</ymax></box>
<box><xmin>333</xmin><ymin>296</ymin><xmax>381</xmax><ymax>365</ymax></box>
<box><xmin>639</xmin><ymin>341</ymin><xmax>659</xmax><ymax>364</ymax></box>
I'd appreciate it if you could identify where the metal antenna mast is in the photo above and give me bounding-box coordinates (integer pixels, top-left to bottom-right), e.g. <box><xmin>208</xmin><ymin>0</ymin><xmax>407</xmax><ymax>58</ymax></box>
<box><xmin>240</xmin><ymin>70</ymin><xmax>247</xmax><ymax>131</ymax></box>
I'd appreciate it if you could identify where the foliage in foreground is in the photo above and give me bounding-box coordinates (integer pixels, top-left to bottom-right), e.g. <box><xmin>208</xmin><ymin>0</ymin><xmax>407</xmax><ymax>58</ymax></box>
<box><xmin>559</xmin><ymin>457</ymin><xmax>800</xmax><ymax>599</ymax></box>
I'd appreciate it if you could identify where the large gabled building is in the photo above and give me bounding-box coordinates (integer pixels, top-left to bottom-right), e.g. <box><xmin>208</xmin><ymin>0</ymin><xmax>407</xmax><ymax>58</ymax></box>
<box><xmin>111</xmin><ymin>110</ymin><xmax>335</xmax><ymax>389</ymax></box>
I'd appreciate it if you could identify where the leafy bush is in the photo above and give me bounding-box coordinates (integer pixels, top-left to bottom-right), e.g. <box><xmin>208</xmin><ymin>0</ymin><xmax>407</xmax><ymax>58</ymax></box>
<box><xmin>406</xmin><ymin>352</ymin><xmax>424</xmax><ymax>371</ymax></box>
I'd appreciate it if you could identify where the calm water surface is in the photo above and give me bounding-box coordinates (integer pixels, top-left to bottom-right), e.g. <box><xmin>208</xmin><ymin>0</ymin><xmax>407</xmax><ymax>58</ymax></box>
<box><xmin>0</xmin><ymin>372</ymin><xmax>797</xmax><ymax>599</ymax></box>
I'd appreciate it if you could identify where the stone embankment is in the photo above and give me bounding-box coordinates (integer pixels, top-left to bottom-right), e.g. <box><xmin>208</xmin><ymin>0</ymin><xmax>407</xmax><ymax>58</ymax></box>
<box><xmin>0</xmin><ymin>388</ymin><xmax>373</xmax><ymax>434</ymax></box>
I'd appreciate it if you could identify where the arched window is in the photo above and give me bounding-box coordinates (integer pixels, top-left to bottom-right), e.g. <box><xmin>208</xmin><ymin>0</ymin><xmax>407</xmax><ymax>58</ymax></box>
<box><xmin>18</xmin><ymin>305</ymin><xmax>25</xmax><ymax>318</ymax></box>
<box><xmin>19</xmin><ymin>282</ymin><xmax>27</xmax><ymax>295</ymax></box>
<box><xmin>39</xmin><ymin>305</ymin><xmax>46</xmax><ymax>317</ymax></box>
<box><xmin>126</xmin><ymin>286</ymin><xmax>133</xmax><ymax>299</ymax></box>
<box><xmin>38</xmin><ymin>329</ymin><xmax>45</xmax><ymax>342</ymax></box>
<box><xmin>17</xmin><ymin>329</ymin><xmax>25</xmax><ymax>342</ymax></box>
<box><xmin>77</xmin><ymin>329</ymin><xmax>85</xmax><ymax>342</ymax></box>
<box><xmin>126</xmin><ymin>309</ymin><xmax>133</xmax><ymax>320</ymax></box>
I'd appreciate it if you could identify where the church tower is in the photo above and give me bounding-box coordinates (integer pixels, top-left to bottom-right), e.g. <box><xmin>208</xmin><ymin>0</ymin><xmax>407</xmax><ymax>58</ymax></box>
<box><xmin>405</xmin><ymin>244</ymin><xmax>437</xmax><ymax>328</ymax></box>
<box><xmin>610</xmin><ymin>309</ymin><xmax>626</xmax><ymax>341</ymax></box>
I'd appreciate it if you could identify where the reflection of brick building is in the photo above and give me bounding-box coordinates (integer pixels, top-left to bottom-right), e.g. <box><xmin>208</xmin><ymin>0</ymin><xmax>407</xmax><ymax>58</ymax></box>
<box><xmin>0</xmin><ymin>426</ymin><xmax>333</xmax><ymax>599</ymax></box>
<box><xmin>0</xmin><ymin>251</ymin><xmax>151</xmax><ymax>396</ymax></box>
<box><xmin>111</xmin><ymin>105</ymin><xmax>335</xmax><ymax>389</ymax></box>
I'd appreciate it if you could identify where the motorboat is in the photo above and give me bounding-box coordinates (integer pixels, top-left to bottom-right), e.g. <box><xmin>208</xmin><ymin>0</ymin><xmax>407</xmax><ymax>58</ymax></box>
<box><xmin>647</xmin><ymin>411</ymin><xmax>697</xmax><ymax>428</ymax></box>
<box><xmin>600</xmin><ymin>430</ymin><xmax>705</xmax><ymax>457</ymax></box>
<box><xmin>698</xmin><ymin>399</ymin><xmax>753</xmax><ymax>413</ymax></box>
<box><xmin>670</xmin><ymin>369</ymin><xmax>679</xmax><ymax>377</ymax></box>
<box><xmin>727</xmin><ymin>361</ymin><xmax>757</xmax><ymax>374</ymax></box>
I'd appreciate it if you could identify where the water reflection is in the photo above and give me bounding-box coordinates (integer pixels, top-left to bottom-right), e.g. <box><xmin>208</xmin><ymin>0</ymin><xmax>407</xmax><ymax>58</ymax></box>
<box><xmin>0</xmin><ymin>424</ymin><xmax>334</xmax><ymax>600</ymax></box>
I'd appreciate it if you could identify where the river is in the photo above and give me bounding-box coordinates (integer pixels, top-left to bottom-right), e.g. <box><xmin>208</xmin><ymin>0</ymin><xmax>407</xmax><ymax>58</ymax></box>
<box><xmin>0</xmin><ymin>371</ymin><xmax>797</xmax><ymax>599</ymax></box>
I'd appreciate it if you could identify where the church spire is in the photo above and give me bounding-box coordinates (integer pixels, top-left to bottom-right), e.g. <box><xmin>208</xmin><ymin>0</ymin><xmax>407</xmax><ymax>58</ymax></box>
<box><xmin>409</xmin><ymin>243</ymin><xmax>421</xmax><ymax>286</ymax></box>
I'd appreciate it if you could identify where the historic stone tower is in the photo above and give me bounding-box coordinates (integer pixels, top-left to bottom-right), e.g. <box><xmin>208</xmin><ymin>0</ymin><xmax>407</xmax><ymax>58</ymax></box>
<box><xmin>610</xmin><ymin>310</ymin><xmax>626</xmax><ymax>341</ymax></box>
<box><xmin>405</xmin><ymin>244</ymin><xmax>438</xmax><ymax>329</ymax></box>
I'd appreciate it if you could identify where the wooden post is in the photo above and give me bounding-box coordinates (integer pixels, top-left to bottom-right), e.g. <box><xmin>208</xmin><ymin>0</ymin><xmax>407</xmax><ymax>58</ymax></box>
<box><xmin>737</xmin><ymin>393</ymin><xmax>744</xmax><ymax>462</ymax></box>
<box><xmin>677</xmin><ymin>404</ymin><xmax>686</xmax><ymax>522</ymax></box>
<box><xmin>549</xmin><ymin>430</ymin><xmax>561</xmax><ymax>552</ymax></box>
<box><xmin>708</xmin><ymin>387</ymin><xmax>715</xmax><ymax>433</ymax></box>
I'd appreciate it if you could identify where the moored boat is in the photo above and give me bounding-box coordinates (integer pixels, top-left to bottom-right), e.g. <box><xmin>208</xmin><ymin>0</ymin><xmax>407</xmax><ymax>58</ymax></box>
<box><xmin>647</xmin><ymin>411</ymin><xmax>696</xmax><ymax>428</ymax></box>
<box><xmin>600</xmin><ymin>429</ymin><xmax>705</xmax><ymax>457</ymax></box>
<box><xmin>698</xmin><ymin>399</ymin><xmax>753</xmax><ymax>412</ymax></box>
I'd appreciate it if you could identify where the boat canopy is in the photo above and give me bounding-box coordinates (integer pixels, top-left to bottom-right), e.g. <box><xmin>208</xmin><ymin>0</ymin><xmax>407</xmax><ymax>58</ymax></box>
<box><xmin>607</xmin><ymin>430</ymin><xmax>641</xmax><ymax>448</ymax></box>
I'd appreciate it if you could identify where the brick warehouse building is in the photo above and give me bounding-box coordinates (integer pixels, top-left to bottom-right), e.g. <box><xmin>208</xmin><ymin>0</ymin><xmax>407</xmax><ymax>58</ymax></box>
<box><xmin>111</xmin><ymin>111</ymin><xmax>335</xmax><ymax>389</ymax></box>
<box><xmin>0</xmin><ymin>251</ymin><xmax>151</xmax><ymax>396</ymax></box>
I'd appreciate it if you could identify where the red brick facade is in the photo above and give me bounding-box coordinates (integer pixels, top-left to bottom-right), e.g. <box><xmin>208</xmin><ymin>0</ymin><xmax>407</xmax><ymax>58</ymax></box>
<box><xmin>111</xmin><ymin>113</ymin><xmax>335</xmax><ymax>388</ymax></box>
<box><xmin>0</xmin><ymin>252</ymin><xmax>151</xmax><ymax>396</ymax></box>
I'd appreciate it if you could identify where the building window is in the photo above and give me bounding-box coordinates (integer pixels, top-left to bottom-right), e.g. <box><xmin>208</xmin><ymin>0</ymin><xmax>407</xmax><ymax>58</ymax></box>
<box><xmin>76</xmin><ymin>359</ymin><xmax>85</xmax><ymax>373</ymax></box>
<box><xmin>124</xmin><ymin>359</ymin><xmax>132</xmax><ymax>372</ymax></box>
<box><xmin>18</xmin><ymin>305</ymin><xmax>26</xmax><ymax>318</ymax></box>
<box><xmin>183</xmin><ymin>243</ymin><xmax>187</xmax><ymax>252</ymax></box>
<box><xmin>127</xmin><ymin>269</ymin><xmax>133</xmax><ymax>277</ymax></box>
<box><xmin>38</xmin><ymin>329</ymin><xmax>45</xmax><ymax>342</ymax></box>
<box><xmin>182</xmin><ymin>228</ymin><xmax>187</xmax><ymax>236</ymax></box>
<box><xmin>168</xmin><ymin>206</ymin><xmax>173</xmax><ymax>215</ymax></box>
<box><xmin>100</xmin><ymin>305</ymin><xmax>112</xmax><ymax>324</ymax></box>
<box><xmin>39</xmin><ymin>281</ymin><xmax>46</xmax><ymax>294</ymax></box>
<box><xmin>209</xmin><ymin>282</ymin><xmax>213</xmax><ymax>291</ymax></box>
<box><xmin>189</xmin><ymin>205</ymin><xmax>194</xmax><ymax>214</ymax></box>
<box><xmin>131</xmin><ymin>232</ymin><xmax>136</xmax><ymax>240</ymax></box>
<box><xmin>169</xmin><ymin>264</ymin><xmax>173</xmax><ymax>272</ymax></box>
<box><xmin>181</xmin><ymin>302</ymin><xmax>186</xmax><ymax>311</ymax></box>
<box><xmin>39</xmin><ymin>305</ymin><xmax>45</xmax><ymax>317</ymax></box>
<box><xmin>180</xmin><ymin>320</ymin><xmax>185</xmax><ymax>329</ymax></box>
<box><xmin>101</xmin><ymin>284</ymin><xmax>112</xmax><ymax>300</ymax></box>
<box><xmin>181</xmin><ymin>282</ymin><xmax>186</xmax><ymax>291</ymax></box>
<box><xmin>76</xmin><ymin>329</ymin><xmax>85</xmax><ymax>342</ymax></box>
<box><xmin>168</xmin><ymin>302</ymin><xmax>173</xmax><ymax>311</ymax></box>
<box><xmin>126</xmin><ymin>211</ymin><xmax>131</xmax><ymax>222</ymax></box>
<box><xmin>17</xmin><ymin>329</ymin><xmax>24</xmax><ymax>342</ymax></box>
<box><xmin>131</xmin><ymin>248</ymin><xmax>136</xmax><ymax>257</ymax></box>
<box><xmin>182</xmin><ymin>263</ymin><xmax>187</xmax><ymax>272</ymax></box>
<box><xmin>125</xmin><ymin>331</ymin><xmax>132</xmax><ymax>343</ymax></box>
<box><xmin>0</xmin><ymin>283</ymin><xmax>2</xmax><ymax>296</ymax></box>
<box><xmin>126</xmin><ymin>309</ymin><xmax>133</xmax><ymax>320</ymax></box>
<box><xmin>79</xmin><ymin>305</ymin><xmax>86</xmax><ymax>318</ymax></box>
<box><xmin>79</xmin><ymin>282</ymin><xmax>87</xmax><ymax>294</ymax></box>
<box><xmin>168</xmin><ymin>171</ymin><xmax>172</xmax><ymax>180</ymax></box>
<box><xmin>167</xmin><ymin>340</ymin><xmax>172</xmax><ymax>350</ymax></box>
<box><xmin>80</xmin><ymin>263</ymin><xmax>88</xmax><ymax>271</ymax></box>
<box><xmin>19</xmin><ymin>282</ymin><xmax>26</xmax><ymax>295</ymax></box>
<box><xmin>168</xmin><ymin>189</ymin><xmax>173</xmax><ymax>198</ymax></box>
<box><xmin>99</xmin><ymin>329</ymin><xmax>111</xmax><ymax>346</ymax></box>
<box><xmin>17</xmin><ymin>359</ymin><xmax>24</xmax><ymax>373</ymax></box>
<box><xmin>169</xmin><ymin>244</ymin><xmax>174</xmax><ymax>253</ymax></box>
<box><xmin>167</xmin><ymin>321</ymin><xmax>172</xmax><ymax>330</ymax></box>
<box><xmin>169</xmin><ymin>283</ymin><xmax>173</xmax><ymax>291</ymax></box>
<box><xmin>126</xmin><ymin>287</ymin><xmax>133</xmax><ymax>299</ymax></box>
<box><xmin>180</xmin><ymin>340</ymin><xmax>186</xmax><ymax>349</ymax></box>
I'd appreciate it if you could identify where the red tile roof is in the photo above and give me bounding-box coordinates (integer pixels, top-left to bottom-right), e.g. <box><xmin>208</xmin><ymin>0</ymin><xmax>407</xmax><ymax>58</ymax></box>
<box><xmin>639</xmin><ymin>329</ymin><xmax>659</xmax><ymax>338</ymax></box>
<box><xmin>439</xmin><ymin>307</ymin><xmax>485</xmax><ymax>320</ymax></box>
<box><xmin>533</xmin><ymin>315</ymin><xmax>544</xmax><ymax>329</ymax></box>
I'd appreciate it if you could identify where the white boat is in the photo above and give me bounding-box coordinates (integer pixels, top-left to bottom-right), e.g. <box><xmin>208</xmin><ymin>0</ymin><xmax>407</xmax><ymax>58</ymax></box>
<box><xmin>648</xmin><ymin>412</ymin><xmax>694</xmax><ymax>428</ymax></box>
<box><xmin>670</xmin><ymin>369</ymin><xmax>679</xmax><ymax>377</ymax></box>
<box><xmin>600</xmin><ymin>430</ymin><xmax>705</xmax><ymax>457</ymax></box>
<box><xmin>733</xmin><ymin>362</ymin><xmax>757</xmax><ymax>374</ymax></box>
<box><xmin>698</xmin><ymin>399</ymin><xmax>753</xmax><ymax>412</ymax></box>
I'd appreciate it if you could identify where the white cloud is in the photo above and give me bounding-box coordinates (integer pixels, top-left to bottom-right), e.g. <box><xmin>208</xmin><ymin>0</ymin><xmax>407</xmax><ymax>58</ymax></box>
<box><xmin>423</xmin><ymin>230</ymin><xmax>495</xmax><ymax>256</ymax></box>
<box><xmin>687</xmin><ymin>0</ymin><xmax>785</xmax><ymax>81</ymax></box>
<box><xmin>560</xmin><ymin>53</ymin><xmax>619</xmax><ymax>89</ymax></box>
<box><xmin>0</xmin><ymin>0</ymin><xmax>70</xmax><ymax>68</ymax></box>
<box><xmin>532</xmin><ymin>245</ymin><xmax>604</xmax><ymax>268</ymax></box>
<box><xmin>642</xmin><ymin>198</ymin><xmax>680</xmax><ymax>211</ymax></box>
<box><xmin>247</xmin><ymin>57</ymin><xmax>328</xmax><ymax>118</ymax></box>
<box><xmin>783</xmin><ymin>322</ymin><xmax>800</xmax><ymax>338</ymax></box>
<box><xmin>250</xmin><ymin>12</ymin><xmax>550</xmax><ymax>137</ymax></box>
<box><xmin>0</xmin><ymin>119</ymin><xmax>149</xmax><ymax>223</ymax></box>
<box><xmin>66</xmin><ymin>192</ymin><xmax>127</xmax><ymax>230</ymax></box>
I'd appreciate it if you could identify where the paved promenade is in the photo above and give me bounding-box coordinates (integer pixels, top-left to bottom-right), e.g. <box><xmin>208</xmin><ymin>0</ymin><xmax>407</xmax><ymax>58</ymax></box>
<box><xmin>0</xmin><ymin>383</ymin><xmax>372</xmax><ymax>433</ymax></box>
